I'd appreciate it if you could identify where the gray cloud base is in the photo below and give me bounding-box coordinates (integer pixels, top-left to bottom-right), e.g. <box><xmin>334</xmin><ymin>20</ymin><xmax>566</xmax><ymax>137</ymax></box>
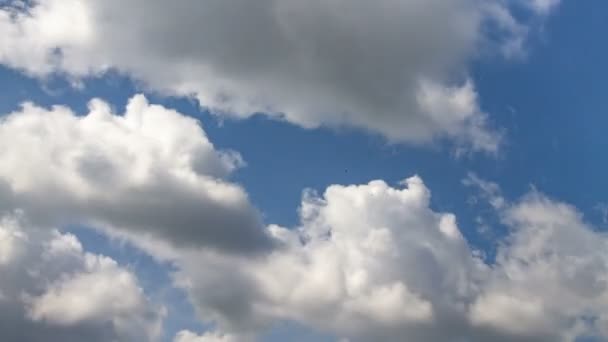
<box><xmin>0</xmin><ymin>0</ymin><xmax>556</xmax><ymax>151</ymax></box>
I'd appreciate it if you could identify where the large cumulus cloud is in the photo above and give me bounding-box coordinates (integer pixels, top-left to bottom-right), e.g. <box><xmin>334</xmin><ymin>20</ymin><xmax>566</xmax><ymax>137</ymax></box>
<box><xmin>172</xmin><ymin>176</ymin><xmax>608</xmax><ymax>342</ymax></box>
<box><xmin>0</xmin><ymin>0</ymin><xmax>558</xmax><ymax>151</ymax></box>
<box><xmin>2</xmin><ymin>93</ymin><xmax>606</xmax><ymax>341</ymax></box>
<box><xmin>0</xmin><ymin>94</ymin><xmax>273</xmax><ymax>254</ymax></box>
<box><xmin>0</xmin><ymin>212</ymin><xmax>164</xmax><ymax>342</ymax></box>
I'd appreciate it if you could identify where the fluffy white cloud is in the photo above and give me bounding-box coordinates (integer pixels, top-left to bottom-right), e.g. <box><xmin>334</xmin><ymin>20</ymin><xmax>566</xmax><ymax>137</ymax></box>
<box><xmin>0</xmin><ymin>0</ymin><xmax>558</xmax><ymax>151</ymax></box>
<box><xmin>174</xmin><ymin>176</ymin><xmax>486</xmax><ymax>340</ymax></box>
<box><xmin>171</xmin><ymin>175</ymin><xmax>608</xmax><ymax>342</ymax></box>
<box><xmin>0</xmin><ymin>212</ymin><xmax>164</xmax><ymax>342</ymax></box>
<box><xmin>0</xmin><ymin>89</ymin><xmax>602</xmax><ymax>341</ymax></box>
<box><xmin>0</xmin><ymin>94</ymin><xmax>273</xmax><ymax>254</ymax></box>
<box><xmin>470</xmin><ymin>192</ymin><xmax>608</xmax><ymax>341</ymax></box>
<box><xmin>1</xmin><ymin>89</ymin><xmax>600</xmax><ymax>341</ymax></box>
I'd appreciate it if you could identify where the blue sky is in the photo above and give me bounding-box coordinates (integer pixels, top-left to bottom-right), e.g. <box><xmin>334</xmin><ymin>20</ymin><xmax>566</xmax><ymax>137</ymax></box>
<box><xmin>1</xmin><ymin>1</ymin><xmax>608</xmax><ymax>341</ymax></box>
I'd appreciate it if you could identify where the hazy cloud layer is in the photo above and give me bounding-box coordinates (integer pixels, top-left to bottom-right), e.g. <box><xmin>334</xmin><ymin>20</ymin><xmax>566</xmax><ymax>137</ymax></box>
<box><xmin>0</xmin><ymin>0</ymin><xmax>557</xmax><ymax>151</ymax></box>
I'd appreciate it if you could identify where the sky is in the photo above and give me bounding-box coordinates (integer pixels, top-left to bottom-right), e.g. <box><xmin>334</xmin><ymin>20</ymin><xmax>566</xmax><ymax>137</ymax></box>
<box><xmin>0</xmin><ymin>0</ymin><xmax>607</xmax><ymax>341</ymax></box>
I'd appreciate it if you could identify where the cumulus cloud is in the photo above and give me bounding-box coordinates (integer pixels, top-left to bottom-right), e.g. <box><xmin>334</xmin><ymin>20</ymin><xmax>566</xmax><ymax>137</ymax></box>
<box><xmin>0</xmin><ymin>90</ymin><xmax>600</xmax><ymax>341</ymax></box>
<box><xmin>471</xmin><ymin>192</ymin><xmax>608</xmax><ymax>341</ymax></box>
<box><xmin>173</xmin><ymin>176</ymin><xmax>486</xmax><ymax>341</ymax></box>
<box><xmin>0</xmin><ymin>0</ymin><xmax>558</xmax><ymax>151</ymax></box>
<box><xmin>0</xmin><ymin>212</ymin><xmax>164</xmax><ymax>342</ymax></box>
<box><xmin>0</xmin><ymin>94</ymin><xmax>273</xmax><ymax>254</ymax></box>
<box><xmin>170</xmin><ymin>175</ymin><xmax>608</xmax><ymax>342</ymax></box>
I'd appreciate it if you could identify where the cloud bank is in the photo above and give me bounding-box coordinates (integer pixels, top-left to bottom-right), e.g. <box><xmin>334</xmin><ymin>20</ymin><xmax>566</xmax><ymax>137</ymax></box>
<box><xmin>3</xmin><ymin>93</ymin><xmax>607</xmax><ymax>342</ymax></box>
<box><xmin>174</xmin><ymin>176</ymin><xmax>608</xmax><ymax>342</ymax></box>
<box><xmin>0</xmin><ymin>0</ymin><xmax>558</xmax><ymax>151</ymax></box>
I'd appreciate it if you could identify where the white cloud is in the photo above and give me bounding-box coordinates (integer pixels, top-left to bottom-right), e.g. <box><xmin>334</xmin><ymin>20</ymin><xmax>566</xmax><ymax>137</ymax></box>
<box><xmin>0</xmin><ymin>89</ymin><xmax>603</xmax><ymax>341</ymax></box>
<box><xmin>463</xmin><ymin>172</ymin><xmax>506</xmax><ymax>210</ymax></box>
<box><xmin>471</xmin><ymin>191</ymin><xmax>608</xmax><ymax>340</ymax></box>
<box><xmin>0</xmin><ymin>212</ymin><xmax>164</xmax><ymax>342</ymax></box>
<box><xmin>528</xmin><ymin>0</ymin><xmax>561</xmax><ymax>15</ymax></box>
<box><xmin>174</xmin><ymin>330</ymin><xmax>247</xmax><ymax>342</ymax></box>
<box><xmin>174</xmin><ymin>176</ymin><xmax>486</xmax><ymax>340</ymax></box>
<box><xmin>170</xmin><ymin>176</ymin><xmax>608</xmax><ymax>342</ymax></box>
<box><xmin>0</xmin><ymin>94</ymin><xmax>273</xmax><ymax>254</ymax></box>
<box><xmin>0</xmin><ymin>0</ymin><xmax>558</xmax><ymax>151</ymax></box>
<box><xmin>27</xmin><ymin>255</ymin><xmax>148</xmax><ymax>325</ymax></box>
<box><xmin>1</xmin><ymin>89</ymin><xmax>601</xmax><ymax>341</ymax></box>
